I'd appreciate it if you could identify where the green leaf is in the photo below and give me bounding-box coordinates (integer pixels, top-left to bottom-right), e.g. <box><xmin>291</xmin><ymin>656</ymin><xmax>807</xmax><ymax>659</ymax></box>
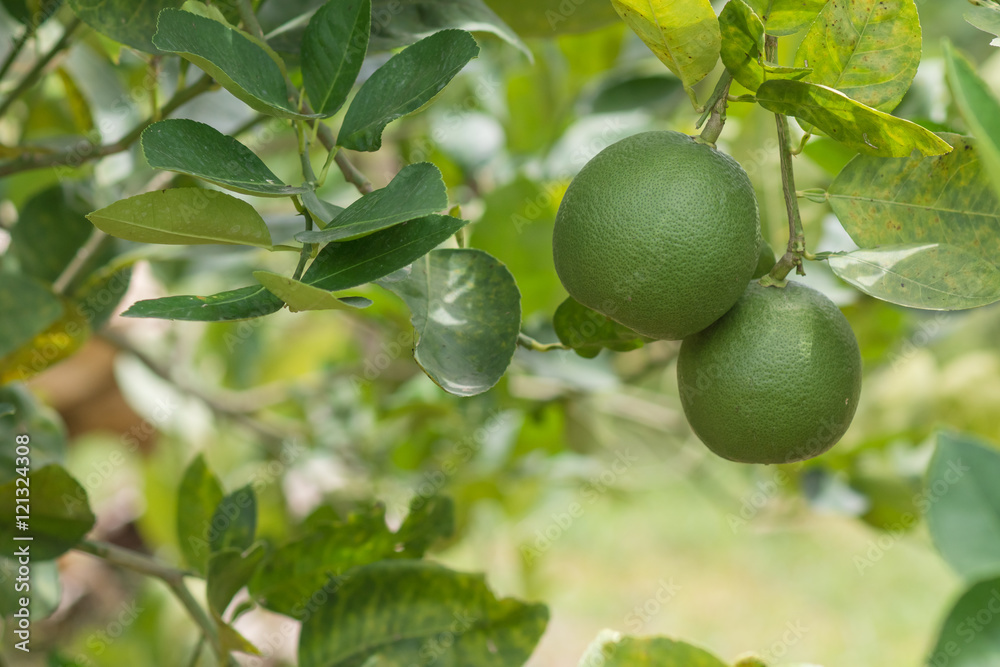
<box><xmin>298</xmin><ymin>560</ymin><xmax>548</xmax><ymax>667</ymax></box>
<box><xmin>153</xmin><ymin>9</ymin><xmax>315</xmax><ymax>120</ymax></box>
<box><xmin>930</xmin><ymin>575</ymin><xmax>1000</xmax><ymax>666</ymax></box>
<box><xmin>747</xmin><ymin>0</ymin><xmax>826</xmax><ymax>36</ymax></box>
<box><xmin>577</xmin><ymin>631</ymin><xmax>727</xmax><ymax>667</ymax></box>
<box><xmin>297</xmin><ymin>163</ymin><xmax>449</xmax><ymax>243</ymax></box>
<box><xmin>795</xmin><ymin>0</ymin><xmax>921</xmax><ymax>113</ymax></box>
<box><xmin>0</xmin><ymin>275</ymin><xmax>63</xmax><ymax>359</ymax></box>
<box><xmin>610</xmin><ymin>0</ymin><xmax>720</xmax><ymax>104</ymax></box>
<box><xmin>966</xmin><ymin>3</ymin><xmax>1000</xmax><ymax>47</ymax></box>
<box><xmin>553</xmin><ymin>297</ymin><xmax>648</xmax><ymax>359</ymax></box>
<box><xmin>720</xmin><ymin>0</ymin><xmax>765</xmax><ymax>92</ymax></box>
<box><xmin>301</xmin><ymin>214</ymin><xmax>469</xmax><ymax>291</ymax></box>
<box><xmin>123</xmin><ymin>285</ymin><xmax>284</xmax><ymax>322</ymax></box>
<box><xmin>87</xmin><ymin>189</ymin><xmax>273</xmax><ymax>248</ymax></box>
<box><xmin>0</xmin><ymin>465</ymin><xmax>95</xmax><ymax>560</ymax></box>
<box><xmin>9</xmin><ymin>187</ymin><xmax>98</xmax><ymax>285</ymax></box>
<box><xmin>253</xmin><ymin>272</ymin><xmax>372</xmax><ymax>312</ymax></box>
<box><xmin>590</xmin><ymin>75</ymin><xmax>683</xmax><ymax>114</ymax></box>
<box><xmin>303</xmin><ymin>0</ymin><xmax>371</xmax><ymax>116</ymax></box>
<box><xmin>828</xmin><ymin>244</ymin><xmax>1000</xmax><ymax>311</ymax></box>
<box><xmin>177</xmin><ymin>454</ymin><xmax>224</xmax><ymax>576</ymax></box>
<box><xmin>207</xmin><ymin>544</ymin><xmax>265</xmax><ymax>617</ymax></box>
<box><xmin>0</xmin><ymin>386</ymin><xmax>67</xmax><ymax>487</ymax></box>
<box><xmin>338</xmin><ymin>29</ymin><xmax>480</xmax><ymax>151</ymax></box>
<box><xmin>250</xmin><ymin>498</ymin><xmax>453</xmax><ymax>619</ymax></box>
<box><xmin>926</xmin><ymin>432</ymin><xmax>1000</xmax><ymax>580</ymax></box>
<box><xmin>141</xmin><ymin>120</ymin><xmax>310</xmax><ymax>197</ymax></box>
<box><xmin>827</xmin><ymin>133</ymin><xmax>1000</xmax><ymax>268</ymax></box>
<box><xmin>755</xmin><ymin>79</ymin><xmax>952</xmax><ymax>157</ymax></box>
<box><xmin>943</xmin><ymin>40</ymin><xmax>1000</xmax><ymax>200</ymax></box>
<box><xmin>209</xmin><ymin>484</ymin><xmax>257</xmax><ymax>553</ymax></box>
<box><xmin>301</xmin><ymin>191</ymin><xmax>344</xmax><ymax>226</ymax></box>
<box><xmin>380</xmin><ymin>248</ymin><xmax>520</xmax><ymax>396</ymax></box>
<box><xmin>68</xmin><ymin>0</ymin><xmax>184</xmax><ymax>53</ymax></box>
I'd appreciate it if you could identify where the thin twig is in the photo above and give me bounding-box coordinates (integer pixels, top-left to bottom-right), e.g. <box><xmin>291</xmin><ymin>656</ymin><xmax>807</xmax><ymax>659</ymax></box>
<box><xmin>517</xmin><ymin>333</ymin><xmax>568</xmax><ymax>352</ymax></box>
<box><xmin>185</xmin><ymin>635</ymin><xmax>206</xmax><ymax>667</ymax></box>
<box><xmin>237</xmin><ymin>0</ymin><xmax>267</xmax><ymax>41</ymax></box>
<box><xmin>52</xmin><ymin>229</ymin><xmax>109</xmax><ymax>295</ymax></box>
<box><xmin>0</xmin><ymin>17</ymin><xmax>81</xmax><ymax>119</ymax></box>
<box><xmin>0</xmin><ymin>23</ymin><xmax>35</xmax><ymax>84</ymax></box>
<box><xmin>697</xmin><ymin>73</ymin><xmax>732</xmax><ymax>146</ymax></box>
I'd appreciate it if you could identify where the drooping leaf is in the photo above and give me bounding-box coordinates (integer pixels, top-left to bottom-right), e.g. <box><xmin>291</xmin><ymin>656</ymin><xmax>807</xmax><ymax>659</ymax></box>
<box><xmin>207</xmin><ymin>544</ymin><xmax>265</xmax><ymax>617</ymax></box>
<box><xmin>253</xmin><ymin>272</ymin><xmax>373</xmax><ymax>312</ymax></box>
<box><xmin>303</xmin><ymin>0</ymin><xmax>371</xmax><ymax>116</ymax></box>
<box><xmin>755</xmin><ymin>79</ymin><xmax>952</xmax><ymax>157</ymax></box>
<box><xmin>338</xmin><ymin>29</ymin><xmax>480</xmax><ymax>151</ymax></box>
<box><xmin>931</xmin><ymin>575</ymin><xmax>1000</xmax><ymax>666</ymax></box>
<box><xmin>177</xmin><ymin>454</ymin><xmax>225</xmax><ymax>576</ymax></box>
<box><xmin>297</xmin><ymin>163</ymin><xmax>449</xmax><ymax>243</ymax></box>
<box><xmin>301</xmin><ymin>214</ymin><xmax>469</xmax><ymax>291</ymax></box>
<box><xmin>747</xmin><ymin>0</ymin><xmax>826</xmax><ymax>36</ymax></box>
<box><xmin>153</xmin><ymin>9</ymin><xmax>316</xmax><ymax>119</ymax></box>
<box><xmin>68</xmin><ymin>0</ymin><xmax>185</xmax><ymax>53</ymax></box>
<box><xmin>610</xmin><ymin>0</ymin><xmax>720</xmax><ymax>104</ymax></box>
<box><xmin>966</xmin><ymin>3</ymin><xmax>1000</xmax><ymax>47</ymax></box>
<box><xmin>123</xmin><ymin>285</ymin><xmax>285</xmax><ymax>322</ymax></box>
<box><xmin>943</xmin><ymin>40</ymin><xmax>1000</xmax><ymax>200</ymax></box>
<box><xmin>827</xmin><ymin>134</ymin><xmax>1000</xmax><ymax>268</ymax></box>
<box><xmin>577</xmin><ymin>631</ymin><xmax>728</xmax><ymax>667</ymax></box>
<box><xmin>926</xmin><ymin>432</ymin><xmax>1000</xmax><ymax>580</ymax></box>
<box><xmin>209</xmin><ymin>484</ymin><xmax>257</xmax><ymax>554</ymax></box>
<box><xmin>298</xmin><ymin>560</ymin><xmax>548</xmax><ymax>667</ymax></box>
<box><xmin>87</xmin><ymin>189</ymin><xmax>273</xmax><ymax>248</ymax></box>
<box><xmin>553</xmin><ymin>297</ymin><xmax>648</xmax><ymax>359</ymax></box>
<box><xmin>141</xmin><ymin>120</ymin><xmax>310</xmax><ymax>197</ymax></box>
<box><xmin>795</xmin><ymin>0</ymin><xmax>921</xmax><ymax>113</ymax></box>
<box><xmin>0</xmin><ymin>465</ymin><xmax>95</xmax><ymax>560</ymax></box>
<box><xmin>0</xmin><ymin>275</ymin><xmax>63</xmax><ymax>359</ymax></box>
<box><xmin>828</xmin><ymin>244</ymin><xmax>1000</xmax><ymax>311</ymax></box>
<box><xmin>719</xmin><ymin>0</ymin><xmax>765</xmax><ymax>92</ymax></box>
<box><xmin>380</xmin><ymin>248</ymin><xmax>520</xmax><ymax>396</ymax></box>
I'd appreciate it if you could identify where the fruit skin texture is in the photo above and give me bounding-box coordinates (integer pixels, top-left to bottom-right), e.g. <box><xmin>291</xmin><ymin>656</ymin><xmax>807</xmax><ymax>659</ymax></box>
<box><xmin>485</xmin><ymin>0</ymin><xmax>618</xmax><ymax>36</ymax></box>
<box><xmin>552</xmin><ymin>131</ymin><xmax>762</xmax><ymax>341</ymax></box>
<box><xmin>677</xmin><ymin>281</ymin><xmax>862</xmax><ymax>464</ymax></box>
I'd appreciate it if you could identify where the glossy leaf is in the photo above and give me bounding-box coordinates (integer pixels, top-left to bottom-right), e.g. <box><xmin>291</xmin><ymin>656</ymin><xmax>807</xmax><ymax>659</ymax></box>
<box><xmin>578</xmin><ymin>631</ymin><xmax>728</xmax><ymax>667</ymax></box>
<box><xmin>301</xmin><ymin>214</ymin><xmax>469</xmax><ymax>291</ymax></box>
<box><xmin>755</xmin><ymin>79</ymin><xmax>952</xmax><ymax>157</ymax></box>
<box><xmin>153</xmin><ymin>9</ymin><xmax>315</xmax><ymax>120</ymax></box>
<box><xmin>720</xmin><ymin>0</ymin><xmax>765</xmax><ymax>92</ymax></box>
<box><xmin>0</xmin><ymin>275</ymin><xmax>62</xmax><ymax>359</ymax></box>
<box><xmin>827</xmin><ymin>134</ymin><xmax>1000</xmax><ymax>268</ymax></box>
<box><xmin>209</xmin><ymin>484</ymin><xmax>257</xmax><ymax>553</ymax></box>
<box><xmin>747</xmin><ymin>0</ymin><xmax>826</xmax><ymax>36</ymax></box>
<box><xmin>141</xmin><ymin>120</ymin><xmax>309</xmax><ymax>197</ymax></box>
<box><xmin>795</xmin><ymin>0</ymin><xmax>921</xmax><ymax>113</ymax></box>
<box><xmin>0</xmin><ymin>465</ymin><xmax>95</xmax><ymax>560</ymax></box>
<box><xmin>207</xmin><ymin>544</ymin><xmax>265</xmax><ymax>616</ymax></box>
<box><xmin>253</xmin><ymin>272</ymin><xmax>372</xmax><ymax>312</ymax></box>
<box><xmin>930</xmin><ymin>575</ymin><xmax>1000</xmax><ymax>666</ymax></box>
<box><xmin>303</xmin><ymin>0</ymin><xmax>371</xmax><ymax>116</ymax></box>
<box><xmin>553</xmin><ymin>297</ymin><xmax>648</xmax><ymax>359</ymax></box>
<box><xmin>87</xmin><ymin>189</ymin><xmax>273</xmax><ymax>248</ymax></box>
<box><xmin>68</xmin><ymin>0</ymin><xmax>184</xmax><ymax>53</ymax></box>
<box><xmin>177</xmin><ymin>454</ymin><xmax>224</xmax><ymax>576</ymax></box>
<box><xmin>943</xmin><ymin>40</ymin><xmax>1000</xmax><ymax>200</ymax></box>
<box><xmin>123</xmin><ymin>285</ymin><xmax>284</xmax><ymax>322</ymax></box>
<box><xmin>380</xmin><ymin>248</ymin><xmax>520</xmax><ymax>396</ymax></box>
<box><xmin>966</xmin><ymin>4</ymin><xmax>1000</xmax><ymax>47</ymax></box>
<box><xmin>610</xmin><ymin>0</ymin><xmax>720</xmax><ymax>104</ymax></box>
<box><xmin>338</xmin><ymin>29</ymin><xmax>480</xmax><ymax>151</ymax></box>
<box><xmin>298</xmin><ymin>560</ymin><xmax>548</xmax><ymax>667</ymax></box>
<box><xmin>297</xmin><ymin>163</ymin><xmax>449</xmax><ymax>243</ymax></box>
<box><xmin>926</xmin><ymin>432</ymin><xmax>1000</xmax><ymax>580</ymax></box>
<box><xmin>828</xmin><ymin>244</ymin><xmax>1000</xmax><ymax>311</ymax></box>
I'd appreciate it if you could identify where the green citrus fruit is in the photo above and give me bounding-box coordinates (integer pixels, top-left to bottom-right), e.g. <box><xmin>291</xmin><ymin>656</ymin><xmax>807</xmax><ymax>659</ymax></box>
<box><xmin>677</xmin><ymin>281</ymin><xmax>862</xmax><ymax>464</ymax></box>
<box><xmin>552</xmin><ymin>131</ymin><xmax>762</xmax><ymax>341</ymax></box>
<box><xmin>486</xmin><ymin>0</ymin><xmax>619</xmax><ymax>36</ymax></box>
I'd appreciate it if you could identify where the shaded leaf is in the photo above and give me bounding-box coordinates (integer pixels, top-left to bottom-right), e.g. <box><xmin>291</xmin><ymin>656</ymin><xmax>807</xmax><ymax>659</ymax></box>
<box><xmin>338</xmin><ymin>29</ymin><xmax>480</xmax><ymax>151</ymax></box>
<box><xmin>966</xmin><ymin>3</ymin><xmax>1000</xmax><ymax>47</ymax></box>
<box><xmin>577</xmin><ymin>631</ymin><xmax>728</xmax><ymax>667</ymax></box>
<box><xmin>207</xmin><ymin>544</ymin><xmax>265</xmax><ymax>616</ymax></box>
<box><xmin>177</xmin><ymin>454</ymin><xmax>224</xmax><ymax>576</ymax></box>
<box><xmin>610</xmin><ymin>0</ymin><xmax>720</xmax><ymax>104</ymax></box>
<box><xmin>0</xmin><ymin>275</ymin><xmax>62</xmax><ymax>359</ymax></box>
<box><xmin>720</xmin><ymin>0</ymin><xmax>765</xmax><ymax>92</ymax></box>
<box><xmin>0</xmin><ymin>386</ymin><xmax>67</xmax><ymax>487</ymax></box>
<box><xmin>553</xmin><ymin>297</ymin><xmax>648</xmax><ymax>359</ymax></box>
<box><xmin>87</xmin><ymin>189</ymin><xmax>273</xmax><ymax>248</ymax></box>
<box><xmin>141</xmin><ymin>120</ymin><xmax>310</xmax><ymax>197</ymax></box>
<box><xmin>931</xmin><ymin>575</ymin><xmax>1000</xmax><ymax>666</ymax></box>
<box><xmin>590</xmin><ymin>75</ymin><xmax>683</xmax><ymax>114</ymax></box>
<box><xmin>795</xmin><ymin>0</ymin><xmax>921</xmax><ymax>113</ymax></box>
<box><xmin>943</xmin><ymin>40</ymin><xmax>1000</xmax><ymax>200</ymax></box>
<box><xmin>0</xmin><ymin>465</ymin><xmax>95</xmax><ymax>560</ymax></box>
<box><xmin>380</xmin><ymin>249</ymin><xmax>520</xmax><ymax>396</ymax></box>
<box><xmin>303</xmin><ymin>0</ymin><xmax>371</xmax><ymax>116</ymax></box>
<box><xmin>68</xmin><ymin>0</ymin><xmax>184</xmax><ymax>53</ymax></box>
<box><xmin>301</xmin><ymin>190</ymin><xmax>344</xmax><ymax>226</ymax></box>
<box><xmin>209</xmin><ymin>484</ymin><xmax>257</xmax><ymax>553</ymax></box>
<box><xmin>217</xmin><ymin>619</ymin><xmax>261</xmax><ymax>656</ymax></box>
<box><xmin>0</xmin><ymin>297</ymin><xmax>91</xmax><ymax>384</ymax></box>
<box><xmin>755</xmin><ymin>79</ymin><xmax>952</xmax><ymax>157</ymax></box>
<box><xmin>747</xmin><ymin>0</ymin><xmax>826</xmax><ymax>36</ymax></box>
<box><xmin>123</xmin><ymin>285</ymin><xmax>284</xmax><ymax>321</ymax></box>
<box><xmin>297</xmin><ymin>163</ymin><xmax>448</xmax><ymax>243</ymax></box>
<box><xmin>56</xmin><ymin>68</ymin><xmax>95</xmax><ymax>134</ymax></box>
<box><xmin>253</xmin><ymin>272</ymin><xmax>372</xmax><ymax>312</ymax></box>
<box><xmin>298</xmin><ymin>560</ymin><xmax>548</xmax><ymax>667</ymax></box>
<box><xmin>828</xmin><ymin>244</ymin><xmax>1000</xmax><ymax>311</ymax></box>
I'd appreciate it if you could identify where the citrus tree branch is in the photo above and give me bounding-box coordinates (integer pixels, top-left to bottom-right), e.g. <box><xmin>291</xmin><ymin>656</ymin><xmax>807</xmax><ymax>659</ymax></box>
<box><xmin>0</xmin><ymin>17</ymin><xmax>81</xmax><ymax>118</ymax></box>
<box><xmin>517</xmin><ymin>333</ymin><xmax>568</xmax><ymax>352</ymax></box>
<box><xmin>238</xmin><ymin>0</ymin><xmax>267</xmax><ymax>40</ymax></box>
<box><xmin>696</xmin><ymin>72</ymin><xmax>732</xmax><ymax>146</ymax></box>
<box><xmin>0</xmin><ymin>21</ymin><xmax>37</xmax><ymax>83</ymax></box>
<box><xmin>52</xmin><ymin>229</ymin><xmax>110</xmax><ymax>295</ymax></box>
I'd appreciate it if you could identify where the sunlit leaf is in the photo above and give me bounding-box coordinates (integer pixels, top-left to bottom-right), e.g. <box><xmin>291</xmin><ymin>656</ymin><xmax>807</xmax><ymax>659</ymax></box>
<box><xmin>720</xmin><ymin>0</ymin><xmax>765</xmax><ymax>92</ymax></box>
<box><xmin>577</xmin><ymin>631</ymin><xmax>727</xmax><ymax>666</ymax></box>
<box><xmin>253</xmin><ymin>272</ymin><xmax>372</xmax><ymax>312</ymax></box>
<box><xmin>747</xmin><ymin>0</ymin><xmax>826</xmax><ymax>36</ymax></box>
<box><xmin>0</xmin><ymin>297</ymin><xmax>91</xmax><ymax>384</ymax></box>
<box><xmin>303</xmin><ymin>0</ymin><xmax>371</xmax><ymax>116</ymax></box>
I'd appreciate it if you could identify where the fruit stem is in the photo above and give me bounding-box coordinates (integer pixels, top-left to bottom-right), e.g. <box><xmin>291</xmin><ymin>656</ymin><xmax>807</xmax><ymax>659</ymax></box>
<box><xmin>517</xmin><ymin>333</ymin><xmax>568</xmax><ymax>352</ymax></box>
<box><xmin>696</xmin><ymin>73</ymin><xmax>732</xmax><ymax>146</ymax></box>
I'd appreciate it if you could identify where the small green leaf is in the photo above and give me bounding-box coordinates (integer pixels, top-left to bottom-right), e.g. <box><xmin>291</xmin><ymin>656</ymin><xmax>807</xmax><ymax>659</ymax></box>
<box><xmin>68</xmin><ymin>0</ymin><xmax>184</xmax><ymax>53</ymax></box>
<box><xmin>209</xmin><ymin>484</ymin><xmax>257</xmax><ymax>553</ymax></box>
<box><xmin>755</xmin><ymin>79</ymin><xmax>952</xmax><ymax>157</ymax></box>
<box><xmin>720</xmin><ymin>0</ymin><xmax>765</xmax><ymax>92</ymax></box>
<box><xmin>177</xmin><ymin>454</ymin><xmax>224</xmax><ymax>576</ymax></box>
<box><xmin>153</xmin><ymin>9</ymin><xmax>315</xmax><ymax>119</ymax></box>
<box><xmin>931</xmin><ymin>575</ymin><xmax>1000</xmax><ymax>666</ymax></box>
<box><xmin>298</xmin><ymin>560</ymin><xmax>548</xmax><ymax>667</ymax></box>
<box><xmin>0</xmin><ymin>275</ymin><xmax>63</xmax><ymax>360</ymax></box>
<box><xmin>610</xmin><ymin>0</ymin><xmax>720</xmax><ymax>104</ymax></box>
<box><xmin>943</xmin><ymin>40</ymin><xmax>1000</xmax><ymax>200</ymax></box>
<box><xmin>297</xmin><ymin>163</ymin><xmax>449</xmax><ymax>243</ymax></box>
<box><xmin>338</xmin><ymin>29</ymin><xmax>480</xmax><ymax>151</ymax></box>
<box><xmin>795</xmin><ymin>0</ymin><xmax>921</xmax><ymax>113</ymax></box>
<box><xmin>253</xmin><ymin>272</ymin><xmax>372</xmax><ymax>312</ymax></box>
<box><xmin>926</xmin><ymin>432</ymin><xmax>1000</xmax><ymax>580</ymax></box>
<box><xmin>380</xmin><ymin>248</ymin><xmax>520</xmax><ymax>396</ymax></box>
<box><xmin>207</xmin><ymin>544</ymin><xmax>265</xmax><ymax>617</ymax></box>
<box><xmin>553</xmin><ymin>297</ymin><xmax>648</xmax><ymax>358</ymax></box>
<box><xmin>828</xmin><ymin>244</ymin><xmax>1000</xmax><ymax>310</ymax></box>
<box><xmin>141</xmin><ymin>120</ymin><xmax>310</xmax><ymax>197</ymax></box>
<box><xmin>301</xmin><ymin>191</ymin><xmax>344</xmax><ymax>226</ymax></box>
<box><xmin>577</xmin><ymin>631</ymin><xmax>727</xmax><ymax>667</ymax></box>
<box><xmin>87</xmin><ymin>189</ymin><xmax>273</xmax><ymax>248</ymax></box>
<box><xmin>123</xmin><ymin>285</ymin><xmax>284</xmax><ymax>322</ymax></box>
<box><xmin>747</xmin><ymin>0</ymin><xmax>826</xmax><ymax>36</ymax></box>
<box><xmin>303</xmin><ymin>0</ymin><xmax>371</xmax><ymax>116</ymax></box>
<box><xmin>762</xmin><ymin>63</ymin><xmax>813</xmax><ymax>81</ymax></box>
<box><xmin>0</xmin><ymin>465</ymin><xmax>95</xmax><ymax>560</ymax></box>
<box><xmin>966</xmin><ymin>3</ymin><xmax>1000</xmax><ymax>47</ymax></box>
